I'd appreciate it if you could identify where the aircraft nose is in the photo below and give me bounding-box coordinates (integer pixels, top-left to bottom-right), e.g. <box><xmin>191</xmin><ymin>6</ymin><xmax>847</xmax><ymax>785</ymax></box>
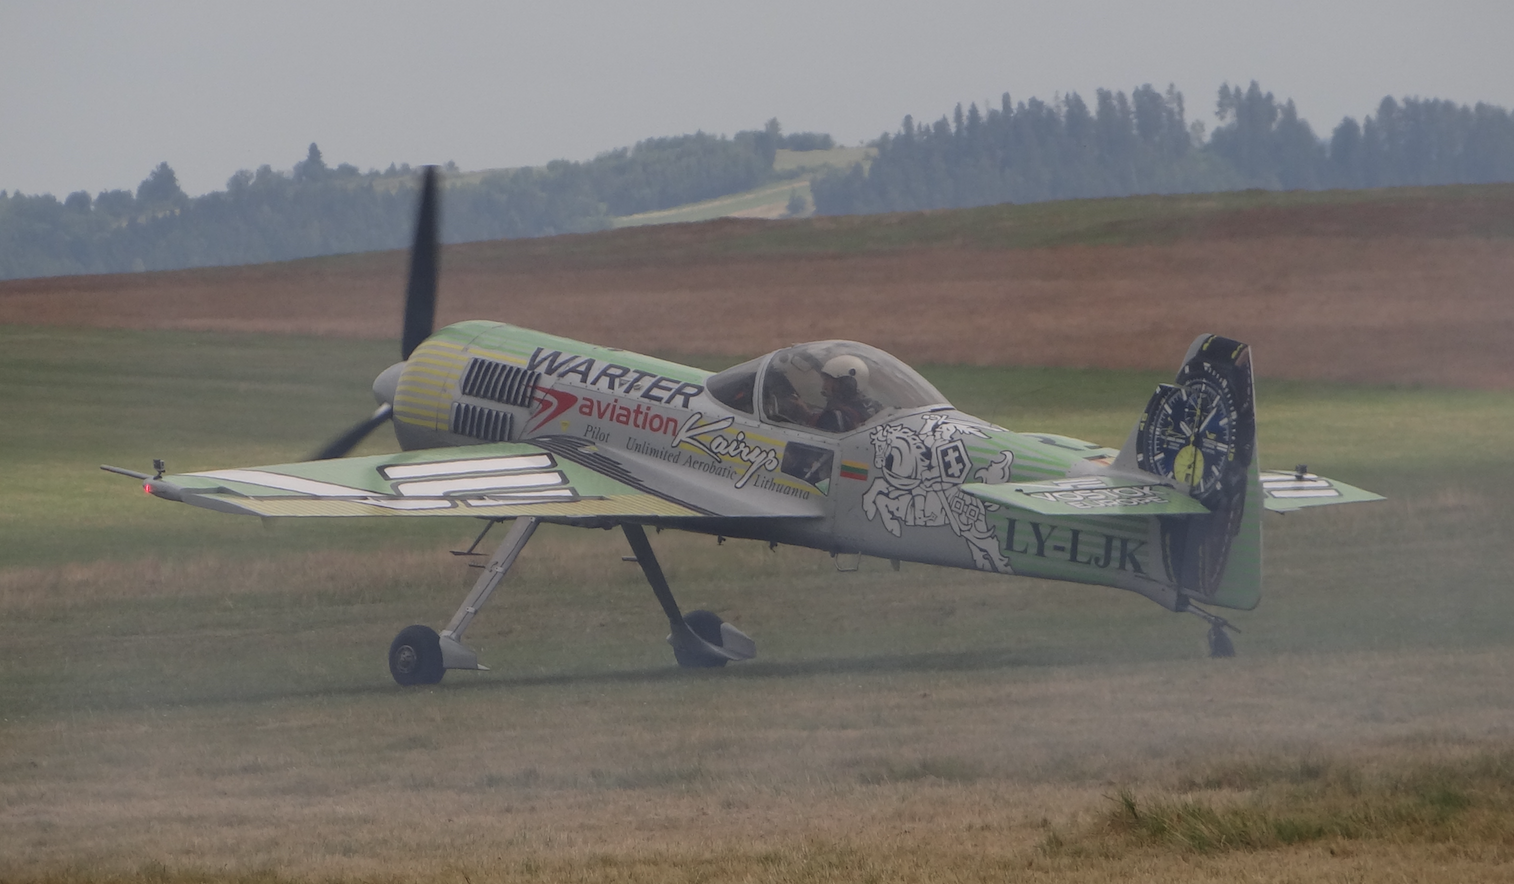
<box><xmin>373</xmin><ymin>361</ymin><xmax>406</xmax><ymax>406</ymax></box>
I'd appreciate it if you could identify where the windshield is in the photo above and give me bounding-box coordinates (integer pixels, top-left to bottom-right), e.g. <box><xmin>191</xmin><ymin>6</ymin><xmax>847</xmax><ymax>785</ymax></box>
<box><xmin>705</xmin><ymin>355</ymin><xmax>762</xmax><ymax>414</ymax></box>
<box><xmin>758</xmin><ymin>341</ymin><xmax>949</xmax><ymax>433</ymax></box>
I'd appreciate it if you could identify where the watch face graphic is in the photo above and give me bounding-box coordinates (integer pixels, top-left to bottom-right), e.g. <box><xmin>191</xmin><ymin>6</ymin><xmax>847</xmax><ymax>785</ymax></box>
<box><xmin>1134</xmin><ymin>334</ymin><xmax>1258</xmax><ymax>599</ymax></box>
<box><xmin>1139</xmin><ymin>376</ymin><xmax>1238</xmax><ymax>499</ymax></box>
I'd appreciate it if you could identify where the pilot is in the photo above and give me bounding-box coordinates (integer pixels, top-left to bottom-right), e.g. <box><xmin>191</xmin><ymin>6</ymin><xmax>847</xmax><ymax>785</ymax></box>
<box><xmin>763</xmin><ymin>370</ymin><xmax>815</xmax><ymax>425</ymax></box>
<box><xmin>815</xmin><ymin>355</ymin><xmax>880</xmax><ymax>433</ymax></box>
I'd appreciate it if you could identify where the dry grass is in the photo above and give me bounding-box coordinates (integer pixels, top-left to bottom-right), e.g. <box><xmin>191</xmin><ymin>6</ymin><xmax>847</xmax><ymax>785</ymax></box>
<box><xmin>5</xmin><ymin>663</ymin><xmax>1513</xmax><ymax>882</ymax></box>
<box><xmin>4</xmin><ymin>521</ymin><xmax>1514</xmax><ymax>883</ymax></box>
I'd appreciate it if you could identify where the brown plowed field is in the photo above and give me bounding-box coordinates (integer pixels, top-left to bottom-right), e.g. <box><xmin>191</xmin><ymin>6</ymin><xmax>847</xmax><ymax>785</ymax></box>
<box><xmin>3</xmin><ymin>187</ymin><xmax>1511</xmax><ymax>387</ymax></box>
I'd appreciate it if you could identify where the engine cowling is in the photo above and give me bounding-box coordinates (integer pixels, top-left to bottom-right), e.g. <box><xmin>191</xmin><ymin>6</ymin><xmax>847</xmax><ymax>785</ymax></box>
<box><xmin>376</xmin><ymin>334</ymin><xmax>543</xmax><ymax>451</ymax></box>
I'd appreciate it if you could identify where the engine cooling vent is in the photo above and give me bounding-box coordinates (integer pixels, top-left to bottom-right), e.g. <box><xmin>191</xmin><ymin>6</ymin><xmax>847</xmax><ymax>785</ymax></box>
<box><xmin>460</xmin><ymin>358</ymin><xmax>539</xmax><ymax>408</ymax></box>
<box><xmin>450</xmin><ymin>402</ymin><xmax>514</xmax><ymax>443</ymax></box>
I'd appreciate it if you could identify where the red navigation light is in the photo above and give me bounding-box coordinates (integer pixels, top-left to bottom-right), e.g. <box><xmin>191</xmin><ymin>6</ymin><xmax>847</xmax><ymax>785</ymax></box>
<box><xmin>143</xmin><ymin>483</ymin><xmax>152</xmax><ymax>495</ymax></box>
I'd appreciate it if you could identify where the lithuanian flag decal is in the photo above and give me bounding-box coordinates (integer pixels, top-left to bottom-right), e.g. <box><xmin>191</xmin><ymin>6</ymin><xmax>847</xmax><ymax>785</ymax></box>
<box><xmin>840</xmin><ymin>460</ymin><xmax>869</xmax><ymax>481</ymax></box>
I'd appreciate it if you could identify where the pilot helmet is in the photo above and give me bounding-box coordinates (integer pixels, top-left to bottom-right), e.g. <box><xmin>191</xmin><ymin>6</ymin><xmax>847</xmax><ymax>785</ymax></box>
<box><xmin>821</xmin><ymin>354</ymin><xmax>869</xmax><ymax>397</ymax></box>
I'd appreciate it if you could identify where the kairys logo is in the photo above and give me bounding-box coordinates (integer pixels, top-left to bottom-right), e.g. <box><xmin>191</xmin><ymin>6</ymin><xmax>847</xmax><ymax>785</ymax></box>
<box><xmin>671</xmin><ymin>412</ymin><xmax>781</xmax><ymax>489</ymax></box>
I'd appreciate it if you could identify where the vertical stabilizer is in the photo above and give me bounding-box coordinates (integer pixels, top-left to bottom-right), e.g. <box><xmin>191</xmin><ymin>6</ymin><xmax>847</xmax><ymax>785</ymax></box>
<box><xmin>1123</xmin><ymin>334</ymin><xmax>1262</xmax><ymax>610</ymax></box>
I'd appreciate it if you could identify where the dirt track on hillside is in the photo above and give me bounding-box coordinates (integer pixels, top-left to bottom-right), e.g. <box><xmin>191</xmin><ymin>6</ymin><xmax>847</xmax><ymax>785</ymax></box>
<box><xmin>2</xmin><ymin>218</ymin><xmax>1510</xmax><ymax>388</ymax></box>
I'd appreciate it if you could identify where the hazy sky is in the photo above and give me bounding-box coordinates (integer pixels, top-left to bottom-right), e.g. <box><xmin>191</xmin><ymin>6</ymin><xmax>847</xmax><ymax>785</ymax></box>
<box><xmin>4</xmin><ymin>0</ymin><xmax>1511</xmax><ymax>198</ymax></box>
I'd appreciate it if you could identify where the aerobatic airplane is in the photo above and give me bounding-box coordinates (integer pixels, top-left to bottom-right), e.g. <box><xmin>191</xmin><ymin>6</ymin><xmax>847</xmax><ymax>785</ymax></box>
<box><xmin>104</xmin><ymin>168</ymin><xmax>1381</xmax><ymax>685</ymax></box>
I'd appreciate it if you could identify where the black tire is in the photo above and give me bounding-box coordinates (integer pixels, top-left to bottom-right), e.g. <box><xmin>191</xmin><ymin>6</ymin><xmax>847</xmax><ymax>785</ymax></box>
<box><xmin>1207</xmin><ymin>625</ymin><xmax>1236</xmax><ymax>659</ymax></box>
<box><xmin>674</xmin><ymin>610</ymin><xmax>728</xmax><ymax>668</ymax></box>
<box><xmin>389</xmin><ymin>624</ymin><xmax>445</xmax><ymax>685</ymax></box>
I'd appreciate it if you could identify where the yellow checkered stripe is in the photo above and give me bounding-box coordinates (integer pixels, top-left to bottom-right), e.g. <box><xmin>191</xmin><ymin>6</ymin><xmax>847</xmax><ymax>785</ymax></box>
<box><xmin>393</xmin><ymin>338</ymin><xmax>469</xmax><ymax>430</ymax></box>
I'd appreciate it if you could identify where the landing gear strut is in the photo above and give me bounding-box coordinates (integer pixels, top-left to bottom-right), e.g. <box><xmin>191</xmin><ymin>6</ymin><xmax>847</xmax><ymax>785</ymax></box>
<box><xmin>387</xmin><ymin>516</ymin><xmax>538</xmax><ymax>685</ymax></box>
<box><xmin>387</xmin><ymin>518</ymin><xmax>755</xmax><ymax>685</ymax></box>
<box><xmin>622</xmin><ymin>524</ymin><xmax>756</xmax><ymax>668</ymax></box>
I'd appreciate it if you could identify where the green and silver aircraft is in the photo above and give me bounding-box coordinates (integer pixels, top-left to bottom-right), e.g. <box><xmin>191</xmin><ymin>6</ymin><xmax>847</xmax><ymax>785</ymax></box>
<box><xmin>105</xmin><ymin>169</ymin><xmax>1381</xmax><ymax>684</ymax></box>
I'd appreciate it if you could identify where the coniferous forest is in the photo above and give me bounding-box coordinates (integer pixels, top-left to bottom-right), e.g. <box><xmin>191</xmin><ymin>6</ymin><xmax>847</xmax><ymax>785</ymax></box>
<box><xmin>0</xmin><ymin>122</ymin><xmax>800</xmax><ymax>280</ymax></box>
<box><xmin>811</xmin><ymin>83</ymin><xmax>1514</xmax><ymax>213</ymax></box>
<box><xmin>3</xmin><ymin>83</ymin><xmax>1514</xmax><ymax>280</ymax></box>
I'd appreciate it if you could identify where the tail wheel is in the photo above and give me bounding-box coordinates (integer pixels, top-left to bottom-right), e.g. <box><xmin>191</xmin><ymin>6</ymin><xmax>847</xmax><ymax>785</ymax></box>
<box><xmin>389</xmin><ymin>624</ymin><xmax>445</xmax><ymax>685</ymax></box>
<box><xmin>1207</xmin><ymin>624</ymin><xmax>1236</xmax><ymax>658</ymax></box>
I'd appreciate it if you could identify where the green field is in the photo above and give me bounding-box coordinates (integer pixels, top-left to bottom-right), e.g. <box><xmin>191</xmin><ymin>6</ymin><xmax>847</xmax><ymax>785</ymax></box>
<box><xmin>393</xmin><ymin>181</ymin><xmax>1514</xmax><ymax>280</ymax></box>
<box><xmin>718</xmin><ymin>181</ymin><xmax>1514</xmax><ymax>255</ymax></box>
<box><xmin>611</xmin><ymin>148</ymin><xmax>873</xmax><ymax>227</ymax></box>
<box><xmin>3</xmin><ymin>326</ymin><xmax>1513</xmax><ymax>882</ymax></box>
<box><xmin>770</xmin><ymin>146</ymin><xmax>874</xmax><ymax>176</ymax></box>
<box><xmin>612</xmin><ymin>180</ymin><xmax>813</xmax><ymax>227</ymax></box>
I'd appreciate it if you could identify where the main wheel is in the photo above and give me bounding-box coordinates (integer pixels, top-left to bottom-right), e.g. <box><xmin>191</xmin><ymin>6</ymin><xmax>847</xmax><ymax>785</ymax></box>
<box><xmin>389</xmin><ymin>624</ymin><xmax>445</xmax><ymax>685</ymax></box>
<box><xmin>674</xmin><ymin>610</ymin><xmax>729</xmax><ymax>668</ymax></box>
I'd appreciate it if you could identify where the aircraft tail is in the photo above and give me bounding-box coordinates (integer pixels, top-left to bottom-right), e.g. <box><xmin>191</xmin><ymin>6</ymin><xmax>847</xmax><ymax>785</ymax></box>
<box><xmin>1115</xmin><ymin>334</ymin><xmax>1262</xmax><ymax>610</ymax></box>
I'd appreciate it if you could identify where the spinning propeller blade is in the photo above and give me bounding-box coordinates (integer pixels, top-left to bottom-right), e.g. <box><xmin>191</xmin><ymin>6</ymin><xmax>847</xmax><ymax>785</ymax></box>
<box><xmin>401</xmin><ymin>165</ymin><xmax>440</xmax><ymax>361</ymax></box>
<box><xmin>311</xmin><ymin>167</ymin><xmax>441</xmax><ymax>460</ymax></box>
<box><xmin>311</xmin><ymin>404</ymin><xmax>394</xmax><ymax>461</ymax></box>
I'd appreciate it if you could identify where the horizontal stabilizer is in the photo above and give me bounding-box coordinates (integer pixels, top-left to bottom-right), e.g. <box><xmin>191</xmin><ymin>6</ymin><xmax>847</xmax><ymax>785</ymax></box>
<box><xmin>1259</xmin><ymin>470</ymin><xmax>1384</xmax><ymax>512</ymax></box>
<box><xmin>961</xmin><ymin>476</ymin><xmax>1211</xmax><ymax>518</ymax></box>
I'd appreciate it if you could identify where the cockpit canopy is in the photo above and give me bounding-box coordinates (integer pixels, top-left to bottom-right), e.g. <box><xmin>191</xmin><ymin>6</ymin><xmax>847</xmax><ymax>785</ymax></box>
<box><xmin>705</xmin><ymin>341</ymin><xmax>950</xmax><ymax>433</ymax></box>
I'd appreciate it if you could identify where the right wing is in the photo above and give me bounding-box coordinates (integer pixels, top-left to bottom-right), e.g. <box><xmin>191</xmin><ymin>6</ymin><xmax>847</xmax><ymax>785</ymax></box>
<box><xmin>116</xmin><ymin>438</ymin><xmax>811</xmax><ymax>520</ymax></box>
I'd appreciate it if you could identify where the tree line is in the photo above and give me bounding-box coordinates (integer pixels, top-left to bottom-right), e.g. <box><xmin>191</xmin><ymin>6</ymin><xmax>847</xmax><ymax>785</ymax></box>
<box><xmin>812</xmin><ymin>82</ymin><xmax>1514</xmax><ymax>214</ymax></box>
<box><xmin>0</xmin><ymin>121</ymin><xmax>836</xmax><ymax>280</ymax></box>
<box><xmin>6</xmin><ymin>85</ymin><xmax>1514</xmax><ymax>280</ymax></box>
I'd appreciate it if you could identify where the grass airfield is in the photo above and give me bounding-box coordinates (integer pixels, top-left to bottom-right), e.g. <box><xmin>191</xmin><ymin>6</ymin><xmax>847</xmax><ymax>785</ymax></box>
<box><xmin>3</xmin><ymin>325</ymin><xmax>1514</xmax><ymax>882</ymax></box>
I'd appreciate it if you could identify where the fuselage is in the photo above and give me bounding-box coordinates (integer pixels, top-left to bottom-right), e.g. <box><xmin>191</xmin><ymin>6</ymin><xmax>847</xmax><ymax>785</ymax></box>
<box><xmin>382</xmin><ymin>321</ymin><xmax>1178</xmax><ymax>607</ymax></box>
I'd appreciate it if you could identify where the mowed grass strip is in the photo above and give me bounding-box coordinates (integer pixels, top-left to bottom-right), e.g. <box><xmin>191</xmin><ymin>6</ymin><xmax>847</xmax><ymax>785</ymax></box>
<box><xmin>3</xmin><ymin>326</ymin><xmax>1514</xmax><ymax>882</ymax></box>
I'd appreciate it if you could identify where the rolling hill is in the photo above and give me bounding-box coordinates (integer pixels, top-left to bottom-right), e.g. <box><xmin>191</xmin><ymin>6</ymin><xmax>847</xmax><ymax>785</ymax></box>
<box><xmin>2</xmin><ymin>183</ymin><xmax>1510</xmax><ymax>388</ymax></box>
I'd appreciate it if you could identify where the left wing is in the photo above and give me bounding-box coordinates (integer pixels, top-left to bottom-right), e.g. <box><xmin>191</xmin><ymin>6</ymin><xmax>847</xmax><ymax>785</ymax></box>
<box><xmin>125</xmin><ymin>442</ymin><xmax>723</xmax><ymax>519</ymax></box>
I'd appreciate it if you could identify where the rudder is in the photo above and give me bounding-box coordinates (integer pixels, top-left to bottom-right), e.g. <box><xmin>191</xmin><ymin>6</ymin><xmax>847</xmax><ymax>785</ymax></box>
<box><xmin>1121</xmin><ymin>334</ymin><xmax>1262</xmax><ymax>610</ymax></box>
